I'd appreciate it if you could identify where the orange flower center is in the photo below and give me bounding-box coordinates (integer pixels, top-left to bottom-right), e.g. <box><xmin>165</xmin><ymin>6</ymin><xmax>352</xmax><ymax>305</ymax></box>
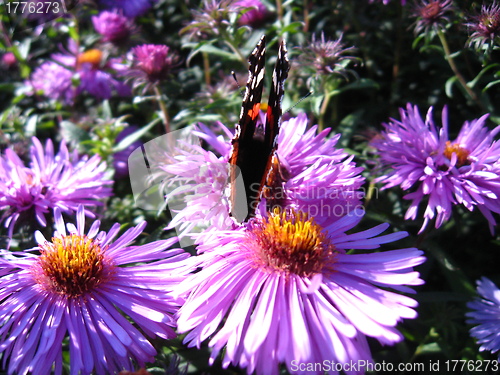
<box><xmin>247</xmin><ymin>208</ymin><xmax>336</xmax><ymax>277</ymax></box>
<box><xmin>443</xmin><ymin>141</ymin><xmax>470</xmax><ymax>167</ymax></box>
<box><xmin>77</xmin><ymin>49</ymin><xmax>103</xmax><ymax>69</ymax></box>
<box><xmin>34</xmin><ymin>234</ymin><xmax>112</xmax><ymax>297</ymax></box>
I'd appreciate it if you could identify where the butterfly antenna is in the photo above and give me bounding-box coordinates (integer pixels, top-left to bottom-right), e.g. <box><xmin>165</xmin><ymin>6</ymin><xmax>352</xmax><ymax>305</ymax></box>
<box><xmin>284</xmin><ymin>91</ymin><xmax>313</xmax><ymax>113</ymax></box>
<box><xmin>231</xmin><ymin>71</ymin><xmax>245</xmax><ymax>97</ymax></box>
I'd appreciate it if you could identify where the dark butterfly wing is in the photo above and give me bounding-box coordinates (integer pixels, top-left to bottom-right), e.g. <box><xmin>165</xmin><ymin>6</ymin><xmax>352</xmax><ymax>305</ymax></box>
<box><xmin>229</xmin><ymin>36</ymin><xmax>290</xmax><ymax>222</ymax></box>
<box><xmin>260</xmin><ymin>39</ymin><xmax>290</xmax><ymax>210</ymax></box>
<box><xmin>236</xmin><ymin>35</ymin><xmax>266</xmax><ymax>143</ymax></box>
<box><xmin>264</xmin><ymin>39</ymin><xmax>290</xmax><ymax>152</ymax></box>
<box><xmin>229</xmin><ymin>35</ymin><xmax>267</xmax><ymax>222</ymax></box>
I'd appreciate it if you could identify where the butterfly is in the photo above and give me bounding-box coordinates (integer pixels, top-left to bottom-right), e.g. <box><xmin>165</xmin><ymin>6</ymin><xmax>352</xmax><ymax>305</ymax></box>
<box><xmin>228</xmin><ymin>35</ymin><xmax>290</xmax><ymax>223</ymax></box>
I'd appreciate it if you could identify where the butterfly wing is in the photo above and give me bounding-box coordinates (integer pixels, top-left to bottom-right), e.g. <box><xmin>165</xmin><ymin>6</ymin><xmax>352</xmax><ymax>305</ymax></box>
<box><xmin>260</xmin><ymin>39</ymin><xmax>290</xmax><ymax>210</ymax></box>
<box><xmin>229</xmin><ymin>35</ymin><xmax>268</xmax><ymax>222</ymax></box>
<box><xmin>228</xmin><ymin>36</ymin><xmax>290</xmax><ymax>222</ymax></box>
<box><xmin>264</xmin><ymin>39</ymin><xmax>290</xmax><ymax>152</ymax></box>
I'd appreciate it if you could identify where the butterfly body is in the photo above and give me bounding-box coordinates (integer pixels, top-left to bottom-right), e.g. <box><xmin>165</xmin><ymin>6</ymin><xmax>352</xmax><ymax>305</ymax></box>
<box><xmin>228</xmin><ymin>36</ymin><xmax>290</xmax><ymax>222</ymax></box>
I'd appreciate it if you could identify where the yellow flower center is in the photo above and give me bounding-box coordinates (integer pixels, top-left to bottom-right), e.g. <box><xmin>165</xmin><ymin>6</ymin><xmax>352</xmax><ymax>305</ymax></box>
<box><xmin>34</xmin><ymin>234</ymin><xmax>112</xmax><ymax>297</ymax></box>
<box><xmin>247</xmin><ymin>208</ymin><xmax>336</xmax><ymax>277</ymax></box>
<box><xmin>443</xmin><ymin>140</ymin><xmax>470</xmax><ymax>167</ymax></box>
<box><xmin>77</xmin><ymin>49</ymin><xmax>103</xmax><ymax>69</ymax></box>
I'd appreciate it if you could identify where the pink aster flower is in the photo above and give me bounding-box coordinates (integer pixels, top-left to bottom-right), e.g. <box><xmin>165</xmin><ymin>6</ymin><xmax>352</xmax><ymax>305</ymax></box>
<box><xmin>466</xmin><ymin>1</ymin><xmax>500</xmax><ymax>51</ymax></box>
<box><xmin>233</xmin><ymin>0</ymin><xmax>269</xmax><ymax>27</ymax></box>
<box><xmin>131</xmin><ymin>44</ymin><xmax>177</xmax><ymax>80</ymax></box>
<box><xmin>1</xmin><ymin>52</ymin><xmax>17</xmax><ymax>70</ymax></box>
<box><xmin>297</xmin><ymin>33</ymin><xmax>359</xmax><ymax>82</ymax></box>
<box><xmin>92</xmin><ymin>10</ymin><xmax>134</xmax><ymax>44</ymax></box>
<box><xmin>175</xmin><ymin>207</ymin><xmax>425</xmax><ymax>375</ymax></box>
<box><xmin>0</xmin><ymin>137</ymin><xmax>113</xmax><ymax>238</ymax></box>
<box><xmin>372</xmin><ymin>104</ymin><xmax>500</xmax><ymax>233</ymax></box>
<box><xmin>0</xmin><ymin>205</ymin><xmax>191</xmax><ymax>375</ymax></box>
<box><xmin>411</xmin><ymin>0</ymin><xmax>454</xmax><ymax>35</ymax></box>
<box><xmin>126</xmin><ymin>44</ymin><xmax>179</xmax><ymax>92</ymax></box>
<box><xmin>152</xmin><ymin>113</ymin><xmax>365</xmax><ymax>240</ymax></box>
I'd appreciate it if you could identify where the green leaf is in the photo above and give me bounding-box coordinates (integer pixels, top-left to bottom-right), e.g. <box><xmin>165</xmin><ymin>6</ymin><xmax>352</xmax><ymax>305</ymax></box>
<box><xmin>68</xmin><ymin>25</ymin><xmax>79</xmax><ymax>42</ymax></box>
<box><xmin>337</xmin><ymin>109</ymin><xmax>365</xmax><ymax>148</ymax></box>
<box><xmin>426</xmin><ymin>243</ymin><xmax>476</xmax><ymax>295</ymax></box>
<box><xmin>101</xmin><ymin>100</ymin><xmax>113</xmax><ymax>120</ymax></box>
<box><xmin>25</xmin><ymin>115</ymin><xmax>38</xmax><ymax>136</ymax></box>
<box><xmin>469</xmin><ymin>63</ymin><xmax>500</xmax><ymax>89</ymax></box>
<box><xmin>196</xmin><ymin>44</ymin><xmax>242</xmax><ymax>61</ymax></box>
<box><xmin>412</xmin><ymin>34</ymin><xmax>426</xmax><ymax>50</ymax></box>
<box><xmin>280</xmin><ymin>21</ymin><xmax>303</xmax><ymax>34</ymax></box>
<box><xmin>333</xmin><ymin>78</ymin><xmax>379</xmax><ymax>95</ymax></box>
<box><xmin>184</xmin><ymin>41</ymin><xmax>241</xmax><ymax>66</ymax></box>
<box><xmin>483</xmin><ymin>79</ymin><xmax>500</xmax><ymax>92</ymax></box>
<box><xmin>311</xmin><ymin>95</ymin><xmax>324</xmax><ymax>117</ymax></box>
<box><xmin>415</xmin><ymin>342</ymin><xmax>442</xmax><ymax>356</ymax></box>
<box><xmin>112</xmin><ymin>120</ymin><xmax>160</xmax><ymax>153</ymax></box>
<box><xmin>0</xmin><ymin>83</ymin><xmax>15</xmax><ymax>92</ymax></box>
<box><xmin>445</xmin><ymin>76</ymin><xmax>459</xmax><ymax>98</ymax></box>
<box><xmin>60</xmin><ymin>121</ymin><xmax>92</xmax><ymax>144</ymax></box>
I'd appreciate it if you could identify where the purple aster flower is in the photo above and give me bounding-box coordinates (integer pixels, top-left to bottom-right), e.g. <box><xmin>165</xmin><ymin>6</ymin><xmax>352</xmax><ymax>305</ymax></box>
<box><xmin>175</xmin><ymin>207</ymin><xmax>425</xmax><ymax>375</ymax></box>
<box><xmin>72</xmin><ymin>48</ymin><xmax>131</xmax><ymax>99</ymax></box>
<box><xmin>0</xmin><ymin>205</ymin><xmax>191</xmax><ymax>375</ymax></box>
<box><xmin>126</xmin><ymin>44</ymin><xmax>178</xmax><ymax>91</ymax></box>
<box><xmin>297</xmin><ymin>33</ymin><xmax>359</xmax><ymax>82</ymax></box>
<box><xmin>152</xmin><ymin>113</ymin><xmax>365</xmax><ymax>240</ymax></box>
<box><xmin>180</xmin><ymin>0</ymin><xmax>235</xmax><ymax>40</ymax></box>
<box><xmin>233</xmin><ymin>0</ymin><xmax>269</xmax><ymax>27</ymax></box>
<box><xmin>466</xmin><ymin>2</ymin><xmax>500</xmax><ymax>51</ymax></box>
<box><xmin>28</xmin><ymin>40</ymin><xmax>131</xmax><ymax>103</ymax></box>
<box><xmin>466</xmin><ymin>277</ymin><xmax>500</xmax><ymax>360</ymax></box>
<box><xmin>92</xmin><ymin>10</ymin><xmax>134</xmax><ymax>44</ymax></box>
<box><xmin>411</xmin><ymin>0</ymin><xmax>454</xmax><ymax>35</ymax></box>
<box><xmin>98</xmin><ymin>0</ymin><xmax>156</xmax><ymax>18</ymax></box>
<box><xmin>29</xmin><ymin>61</ymin><xmax>76</xmax><ymax>104</ymax></box>
<box><xmin>372</xmin><ymin>104</ymin><xmax>500</xmax><ymax>233</ymax></box>
<box><xmin>0</xmin><ymin>137</ymin><xmax>113</xmax><ymax>238</ymax></box>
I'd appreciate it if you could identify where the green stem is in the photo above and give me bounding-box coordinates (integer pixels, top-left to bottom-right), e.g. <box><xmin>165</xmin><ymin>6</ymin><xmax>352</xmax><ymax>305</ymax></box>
<box><xmin>154</xmin><ymin>85</ymin><xmax>171</xmax><ymax>134</ymax></box>
<box><xmin>302</xmin><ymin>0</ymin><xmax>309</xmax><ymax>32</ymax></box>
<box><xmin>223</xmin><ymin>39</ymin><xmax>246</xmax><ymax>66</ymax></box>
<box><xmin>0</xmin><ymin>21</ymin><xmax>13</xmax><ymax>47</ymax></box>
<box><xmin>437</xmin><ymin>29</ymin><xmax>482</xmax><ymax>108</ymax></box>
<box><xmin>318</xmin><ymin>86</ymin><xmax>335</xmax><ymax>131</ymax></box>
<box><xmin>363</xmin><ymin>180</ymin><xmax>377</xmax><ymax>209</ymax></box>
<box><xmin>202</xmin><ymin>51</ymin><xmax>211</xmax><ymax>86</ymax></box>
<box><xmin>276</xmin><ymin>0</ymin><xmax>283</xmax><ymax>23</ymax></box>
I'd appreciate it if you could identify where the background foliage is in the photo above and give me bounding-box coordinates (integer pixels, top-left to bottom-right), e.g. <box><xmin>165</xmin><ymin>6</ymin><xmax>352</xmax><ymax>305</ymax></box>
<box><xmin>1</xmin><ymin>0</ymin><xmax>500</xmax><ymax>373</ymax></box>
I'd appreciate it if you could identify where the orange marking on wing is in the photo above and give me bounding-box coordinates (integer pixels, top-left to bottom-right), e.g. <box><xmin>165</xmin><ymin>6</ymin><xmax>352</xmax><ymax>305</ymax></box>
<box><xmin>266</xmin><ymin>105</ymin><xmax>274</xmax><ymax>125</ymax></box>
<box><xmin>247</xmin><ymin>103</ymin><xmax>261</xmax><ymax>120</ymax></box>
